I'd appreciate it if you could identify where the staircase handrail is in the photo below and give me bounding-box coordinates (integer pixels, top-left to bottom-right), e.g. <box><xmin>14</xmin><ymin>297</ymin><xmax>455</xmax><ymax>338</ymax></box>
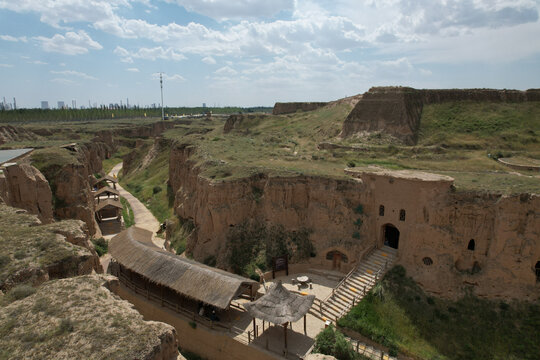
<box><xmin>322</xmin><ymin>245</ymin><xmax>377</xmax><ymax>305</ymax></box>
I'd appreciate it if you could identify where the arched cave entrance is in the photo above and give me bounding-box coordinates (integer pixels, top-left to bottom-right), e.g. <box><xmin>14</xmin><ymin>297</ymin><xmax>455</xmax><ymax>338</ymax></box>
<box><xmin>326</xmin><ymin>250</ymin><xmax>348</xmax><ymax>270</ymax></box>
<box><xmin>383</xmin><ymin>224</ymin><xmax>400</xmax><ymax>249</ymax></box>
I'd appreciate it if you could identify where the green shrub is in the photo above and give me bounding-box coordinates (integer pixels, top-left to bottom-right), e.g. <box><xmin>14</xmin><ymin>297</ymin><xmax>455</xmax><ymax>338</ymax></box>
<box><xmin>189</xmin><ymin>321</ymin><xmax>197</xmax><ymax>329</ymax></box>
<box><xmin>352</xmin><ymin>231</ymin><xmax>360</xmax><ymax>239</ymax></box>
<box><xmin>314</xmin><ymin>325</ymin><xmax>357</xmax><ymax>360</ymax></box>
<box><xmin>152</xmin><ymin>186</ymin><xmax>162</xmax><ymax>194</ymax></box>
<box><xmin>354</xmin><ymin>204</ymin><xmax>363</xmax><ymax>214</ymax></box>
<box><xmin>14</xmin><ymin>250</ymin><xmax>26</xmax><ymax>260</ymax></box>
<box><xmin>0</xmin><ymin>254</ymin><xmax>11</xmax><ymax>269</ymax></box>
<box><xmin>5</xmin><ymin>284</ymin><xmax>36</xmax><ymax>303</ymax></box>
<box><xmin>347</xmin><ymin>161</ymin><xmax>356</xmax><ymax>168</ymax></box>
<box><xmin>92</xmin><ymin>237</ymin><xmax>108</xmax><ymax>257</ymax></box>
<box><xmin>56</xmin><ymin>318</ymin><xmax>74</xmax><ymax>335</ymax></box>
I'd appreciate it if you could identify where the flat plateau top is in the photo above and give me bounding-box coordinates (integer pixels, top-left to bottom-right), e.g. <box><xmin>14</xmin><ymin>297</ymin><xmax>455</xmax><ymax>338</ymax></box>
<box><xmin>345</xmin><ymin>166</ymin><xmax>455</xmax><ymax>183</ymax></box>
<box><xmin>0</xmin><ymin>148</ymin><xmax>33</xmax><ymax>165</ymax></box>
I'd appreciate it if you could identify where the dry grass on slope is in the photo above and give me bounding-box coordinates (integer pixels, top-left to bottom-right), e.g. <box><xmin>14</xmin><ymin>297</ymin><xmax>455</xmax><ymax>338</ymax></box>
<box><xmin>0</xmin><ymin>275</ymin><xmax>176</xmax><ymax>360</ymax></box>
<box><xmin>0</xmin><ymin>205</ymin><xmax>90</xmax><ymax>291</ymax></box>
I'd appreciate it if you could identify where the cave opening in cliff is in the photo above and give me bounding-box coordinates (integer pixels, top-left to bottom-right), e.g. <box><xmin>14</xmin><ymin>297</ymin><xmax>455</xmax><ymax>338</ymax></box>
<box><xmin>535</xmin><ymin>261</ymin><xmax>540</xmax><ymax>282</ymax></box>
<box><xmin>383</xmin><ymin>224</ymin><xmax>400</xmax><ymax>249</ymax></box>
<box><xmin>468</xmin><ymin>239</ymin><xmax>475</xmax><ymax>251</ymax></box>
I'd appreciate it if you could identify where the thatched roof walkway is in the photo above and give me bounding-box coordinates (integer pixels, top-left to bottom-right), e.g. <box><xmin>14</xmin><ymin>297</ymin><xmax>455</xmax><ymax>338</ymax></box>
<box><xmin>109</xmin><ymin>227</ymin><xmax>258</xmax><ymax>310</ymax></box>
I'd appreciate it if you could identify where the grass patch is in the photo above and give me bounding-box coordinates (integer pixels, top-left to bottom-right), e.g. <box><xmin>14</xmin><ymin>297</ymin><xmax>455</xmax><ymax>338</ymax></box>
<box><xmin>0</xmin><ymin>205</ymin><xmax>86</xmax><ymax>290</ymax></box>
<box><xmin>102</xmin><ymin>146</ymin><xmax>131</xmax><ymax>174</ymax></box>
<box><xmin>338</xmin><ymin>266</ymin><xmax>540</xmax><ymax>360</ymax></box>
<box><xmin>120</xmin><ymin>145</ymin><xmax>173</xmax><ymax>223</ymax></box>
<box><xmin>160</xmin><ymin>102</ymin><xmax>539</xmax><ymax>193</ymax></box>
<box><xmin>120</xmin><ymin>198</ymin><xmax>135</xmax><ymax>228</ymax></box>
<box><xmin>91</xmin><ymin>237</ymin><xmax>108</xmax><ymax>257</ymax></box>
<box><xmin>314</xmin><ymin>325</ymin><xmax>364</xmax><ymax>360</ymax></box>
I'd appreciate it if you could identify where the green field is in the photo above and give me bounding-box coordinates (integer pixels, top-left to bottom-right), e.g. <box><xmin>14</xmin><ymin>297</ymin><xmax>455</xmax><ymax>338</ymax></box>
<box><xmin>338</xmin><ymin>266</ymin><xmax>540</xmax><ymax>360</ymax></box>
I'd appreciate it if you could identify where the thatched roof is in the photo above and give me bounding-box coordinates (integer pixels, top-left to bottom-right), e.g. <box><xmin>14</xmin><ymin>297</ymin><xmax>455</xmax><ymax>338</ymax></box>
<box><xmin>243</xmin><ymin>281</ymin><xmax>315</xmax><ymax>324</ymax></box>
<box><xmin>109</xmin><ymin>227</ymin><xmax>258</xmax><ymax>310</ymax></box>
<box><xmin>95</xmin><ymin>199</ymin><xmax>122</xmax><ymax>212</ymax></box>
<box><xmin>96</xmin><ymin>174</ymin><xmax>118</xmax><ymax>184</ymax></box>
<box><xmin>94</xmin><ymin>186</ymin><xmax>119</xmax><ymax>197</ymax></box>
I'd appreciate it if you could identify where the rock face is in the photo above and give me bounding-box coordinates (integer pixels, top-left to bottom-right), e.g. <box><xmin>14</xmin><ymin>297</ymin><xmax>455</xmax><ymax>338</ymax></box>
<box><xmin>223</xmin><ymin>114</ymin><xmax>270</xmax><ymax>133</ymax></box>
<box><xmin>0</xmin><ymin>204</ymin><xmax>102</xmax><ymax>291</ymax></box>
<box><xmin>272</xmin><ymin>102</ymin><xmax>328</xmax><ymax>115</ymax></box>
<box><xmin>0</xmin><ymin>163</ymin><xmax>54</xmax><ymax>223</ymax></box>
<box><xmin>0</xmin><ymin>275</ymin><xmax>178</xmax><ymax>360</ymax></box>
<box><xmin>169</xmin><ymin>144</ymin><xmax>540</xmax><ymax>300</ymax></box>
<box><xmin>341</xmin><ymin>87</ymin><xmax>540</xmax><ymax>144</ymax></box>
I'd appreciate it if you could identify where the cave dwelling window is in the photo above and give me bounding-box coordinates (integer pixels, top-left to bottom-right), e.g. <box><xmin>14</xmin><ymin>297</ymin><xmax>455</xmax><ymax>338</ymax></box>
<box><xmin>399</xmin><ymin>209</ymin><xmax>406</xmax><ymax>221</ymax></box>
<box><xmin>467</xmin><ymin>239</ymin><xmax>475</xmax><ymax>251</ymax></box>
<box><xmin>379</xmin><ymin>205</ymin><xmax>385</xmax><ymax>216</ymax></box>
<box><xmin>422</xmin><ymin>257</ymin><xmax>433</xmax><ymax>266</ymax></box>
<box><xmin>535</xmin><ymin>261</ymin><xmax>540</xmax><ymax>282</ymax></box>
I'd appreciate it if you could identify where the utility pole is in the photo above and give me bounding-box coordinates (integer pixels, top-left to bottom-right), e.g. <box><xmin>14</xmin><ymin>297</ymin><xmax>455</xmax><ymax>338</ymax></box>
<box><xmin>13</xmin><ymin>97</ymin><xmax>16</xmax><ymax>110</ymax></box>
<box><xmin>160</xmin><ymin>72</ymin><xmax>164</xmax><ymax>121</ymax></box>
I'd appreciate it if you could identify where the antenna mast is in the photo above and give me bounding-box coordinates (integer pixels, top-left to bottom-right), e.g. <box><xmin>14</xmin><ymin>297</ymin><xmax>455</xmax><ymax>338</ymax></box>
<box><xmin>160</xmin><ymin>72</ymin><xmax>164</xmax><ymax>121</ymax></box>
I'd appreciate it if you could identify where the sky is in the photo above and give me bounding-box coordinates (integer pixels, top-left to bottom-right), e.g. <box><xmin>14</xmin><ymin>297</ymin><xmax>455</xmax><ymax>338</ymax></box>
<box><xmin>0</xmin><ymin>0</ymin><xmax>539</xmax><ymax>108</ymax></box>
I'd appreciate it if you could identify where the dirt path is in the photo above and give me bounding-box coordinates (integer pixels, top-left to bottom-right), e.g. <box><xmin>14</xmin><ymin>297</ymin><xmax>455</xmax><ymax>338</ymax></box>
<box><xmin>108</xmin><ymin>162</ymin><xmax>165</xmax><ymax>249</ymax></box>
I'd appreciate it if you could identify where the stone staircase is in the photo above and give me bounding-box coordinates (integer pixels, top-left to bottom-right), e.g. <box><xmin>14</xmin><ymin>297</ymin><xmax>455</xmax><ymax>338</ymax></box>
<box><xmin>315</xmin><ymin>246</ymin><xmax>398</xmax><ymax>323</ymax></box>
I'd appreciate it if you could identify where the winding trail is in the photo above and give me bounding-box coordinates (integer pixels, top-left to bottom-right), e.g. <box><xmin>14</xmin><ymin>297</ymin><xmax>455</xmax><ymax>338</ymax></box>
<box><xmin>108</xmin><ymin>162</ymin><xmax>165</xmax><ymax>249</ymax></box>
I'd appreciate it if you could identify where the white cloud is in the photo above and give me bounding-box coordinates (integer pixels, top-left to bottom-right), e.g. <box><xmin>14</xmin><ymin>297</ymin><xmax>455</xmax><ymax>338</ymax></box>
<box><xmin>0</xmin><ymin>0</ymin><xmax>129</xmax><ymax>28</ymax></box>
<box><xmin>0</xmin><ymin>63</ymin><xmax>13</xmax><ymax>68</ymax></box>
<box><xmin>0</xmin><ymin>34</ymin><xmax>27</xmax><ymax>42</ymax></box>
<box><xmin>165</xmin><ymin>0</ymin><xmax>294</xmax><ymax>20</ymax></box>
<box><xmin>34</xmin><ymin>30</ymin><xmax>102</xmax><ymax>55</ymax></box>
<box><xmin>202</xmin><ymin>56</ymin><xmax>216</xmax><ymax>64</ymax></box>
<box><xmin>50</xmin><ymin>70</ymin><xmax>97</xmax><ymax>80</ymax></box>
<box><xmin>126</xmin><ymin>67</ymin><xmax>140</xmax><ymax>72</ymax></box>
<box><xmin>28</xmin><ymin>60</ymin><xmax>48</xmax><ymax>65</ymax></box>
<box><xmin>215</xmin><ymin>66</ymin><xmax>237</xmax><ymax>76</ymax></box>
<box><xmin>113</xmin><ymin>46</ymin><xmax>133</xmax><ymax>63</ymax></box>
<box><xmin>51</xmin><ymin>78</ymin><xmax>75</xmax><ymax>85</ymax></box>
<box><xmin>152</xmin><ymin>73</ymin><xmax>185</xmax><ymax>82</ymax></box>
<box><xmin>114</xmin><ymin>46</ymin><xmax>186</xmax><ymax>61</ymax></box>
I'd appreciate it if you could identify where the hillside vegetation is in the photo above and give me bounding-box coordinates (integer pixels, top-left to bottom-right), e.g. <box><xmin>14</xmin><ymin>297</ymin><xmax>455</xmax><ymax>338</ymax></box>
<box><xmin>338</xmin><ymin>266</ymin><xmax>540</xmax><ymax>360</ymax></box>
<box><xmin>0</xmin><ymin>205</ymin><xmax>87</xmax><ymax>291</ymax></box>
<box><xmin>162</xmin><ymin>100</ymin><xmax>540</xmax><ymax>193</ymax></box>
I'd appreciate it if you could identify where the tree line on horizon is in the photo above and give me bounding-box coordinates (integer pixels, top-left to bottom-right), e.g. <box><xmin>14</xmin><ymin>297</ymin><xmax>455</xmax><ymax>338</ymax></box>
<box><xmin>0</xmin><ymin>106</ymin><xmax>273</xmax><ymax>123</ymax></box>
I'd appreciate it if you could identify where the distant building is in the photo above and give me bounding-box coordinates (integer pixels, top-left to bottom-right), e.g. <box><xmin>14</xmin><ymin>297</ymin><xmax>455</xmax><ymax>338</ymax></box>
<box><xmin>72</xmin><ymin>100</ymin><xmax>76</xmax><ymax>109</ymax></box>
<box><xmin>57</xmin><ymin>101</ymin><xmax>65</xmax><ymax>109</ymax></box>
<box><xmin>202</xmin><ymin>103</ymin><xmax>206</xmax><ymax>108</ymax></box>
<box><xmin>41</xmin><ymin>101</ymin><xmax>49</xmax><ymax>110</ymax></box>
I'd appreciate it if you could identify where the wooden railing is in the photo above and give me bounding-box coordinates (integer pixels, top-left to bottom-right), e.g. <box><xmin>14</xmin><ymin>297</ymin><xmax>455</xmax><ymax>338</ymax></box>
<box><xmin>320</xmin><ymin>245</ymin><xmax>377</xmax><ymax>315</ymax></box>
<box><xmin>117</xmin><ymin>273</ymin><xmax>230</xmax><ymax>331</ymax></box>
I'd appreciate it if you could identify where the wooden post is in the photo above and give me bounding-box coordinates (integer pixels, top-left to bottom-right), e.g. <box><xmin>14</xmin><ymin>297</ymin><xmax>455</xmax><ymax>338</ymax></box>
<box><xmin>380</xmin><ymin>351</ymin><xmax>384</xmax><ymax>360</ymax></box>
<box><xmin>248</xmin><ymin>331</ymin><xmax>251</xmax><ymax>344</ymax></box>
<box><xmin>263</xmin><ymin>320</ymin><xmax>265</xmax><ymax>332</ymax></box>
<box><xmin>356</xmin><ymin>341</ymin><xmax>359</xmax><ymax>352</ymax></box>
<box><xmin>304</xmin><ymin>314</ymin><xmax>307</xmax><ymax>335</ymax></box>
<box><xmin>283</xmin><ymin>322</ymin><xmax>288</xmax><ymax>356</ymax></box>
<box><xmin>253</xmin><ymin>318</ymin><xmax>256</xmax><ymax>338</ymax></box>
<box><xmin>363</xmin><ymin>285</ymin><xmax>366</xmax><ymax>295</ymax></box>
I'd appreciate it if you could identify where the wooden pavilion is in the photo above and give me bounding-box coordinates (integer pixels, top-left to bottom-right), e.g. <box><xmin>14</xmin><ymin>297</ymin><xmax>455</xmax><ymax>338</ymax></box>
<box><xmin>93</xmin><ymin>174</ymin><xmax>118</xmax><ymax>190</ymax></box>
<box><xmin>243</xmin><ymin>280</ymin><xmax>315</xmax><ymax>356</ymax></box>
<box><xmin>108</xmin><ymin>227</ymin><xmax>259</xmax><ymax>324</ymax></box>
<box><xmin>94</xmin><ymin>186</ymin><xmax>120</xmax><ymax>203</ymax></box>
<box><xmin>95</xmin><ymin>198</ymin><xmax>122</xmax><ymax>221</ymax></box>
